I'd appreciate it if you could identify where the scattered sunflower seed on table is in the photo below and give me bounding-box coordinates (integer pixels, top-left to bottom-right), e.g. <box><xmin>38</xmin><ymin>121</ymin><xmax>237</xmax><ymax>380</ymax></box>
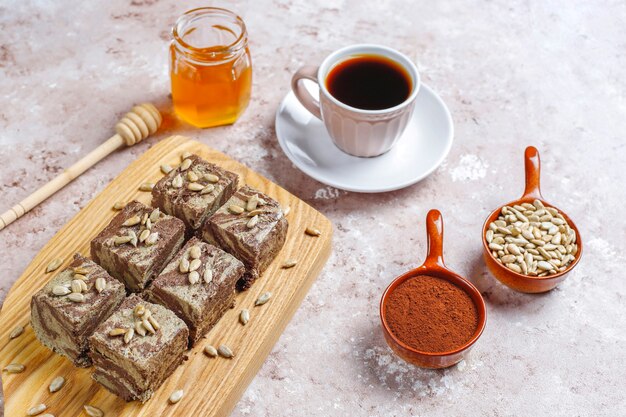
<box><xmin>83</xmin><ymin>405</ymin><xmax>104</xmax><ymax>417</ymax></box>
<box><xmin>49</xmin><ymin>376</ymin><xmax>66</xmax><ymax>393</ymax></box>
<box><xmin>255</xmin><ymin>292</ymin><xmax>272</xmax><ymax>306</ymax></box>
<box><xmin>26</xmin><ymin>404</ymin><xmax>47</xmax><ymax>416</ymax></box>
<box><xmin>3</xmin><ymin>363</ymin><xmax>25</xmax><ymax>373</ymax></box>
<box><xmin>169</xmin><ymin>389</ymin><xmax>184</xmax><ymax>404</ymax></box>
<box><xmin>204</xmin><ymin>345</ymin><xmax>218</xmax><ymax>357</ymax></box>
<box><xmin>9</xmin><ymin>325</ymin><xmax>24</xmax><ymax>339</ymax></box>
<box><xmin>46</xmin><ymin>258</ymin><xmax>63</xmax><ymax>273</ymax></box>
<box><xmin>486</xmin><ymin>199</ymin><xmax>578</xmax><ymax>277</ymax></box>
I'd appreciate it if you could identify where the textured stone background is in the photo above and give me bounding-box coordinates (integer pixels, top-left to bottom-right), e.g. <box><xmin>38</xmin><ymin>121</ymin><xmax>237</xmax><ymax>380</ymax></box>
<box><xmin>1</xmin><ymin>0</ymin><xmax>625</xmax><ymax>416</ymax></box>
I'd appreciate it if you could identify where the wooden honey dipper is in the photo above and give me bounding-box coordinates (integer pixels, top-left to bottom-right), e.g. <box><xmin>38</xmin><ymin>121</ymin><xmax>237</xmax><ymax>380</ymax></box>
<box><xmin>0</xmin><ymin>103</ymin><xmax>162</xmax><ymax>231</ymax></box>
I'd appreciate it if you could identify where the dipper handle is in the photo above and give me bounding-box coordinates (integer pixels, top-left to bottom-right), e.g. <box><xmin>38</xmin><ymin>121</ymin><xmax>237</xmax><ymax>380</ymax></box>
<box><xmin>424</xmin><ymin>209</ymin><xmax>446</xmax><ymax>268</ymax></box>
<box><xmin>0</xmin><ymin>103</ymin><xmax>162</xmax><ymax>231</ymax></box>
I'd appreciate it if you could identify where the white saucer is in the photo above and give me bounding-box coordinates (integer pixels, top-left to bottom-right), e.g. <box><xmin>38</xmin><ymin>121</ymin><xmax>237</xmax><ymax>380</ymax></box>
<box><xmin>275</xmin><ymin>84</ymin><xmax>454</xmax><ymax>193</ymax></box>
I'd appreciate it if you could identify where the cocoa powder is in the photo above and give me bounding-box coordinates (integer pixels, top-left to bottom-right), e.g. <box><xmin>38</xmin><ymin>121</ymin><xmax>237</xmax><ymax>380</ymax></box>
<box><xmin>385</xmin><ymin>275</ymin><xmax>478</xmax><ymax>353</ymax></box>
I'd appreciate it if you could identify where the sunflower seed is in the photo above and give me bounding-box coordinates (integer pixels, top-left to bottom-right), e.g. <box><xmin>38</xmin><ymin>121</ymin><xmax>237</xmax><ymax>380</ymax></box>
<box><xmin>3</xmin><ymin>363</ymin><xmax>25</xmax><ymax>373</ymax></box>
<box><xmin>188</xmin><ymin>271</ymin><xmax>200</xmax><ymax>284</ymax></box>
<box><xmin>135</xmin><ymin>321</ymin><xmax>146</xmax><ymax>337</ymax></box>
<box><xmin>145</xmin><ymin>232</ymin><xmax>159</xmax><ymax>246</ymax></box>
<box><xmin>9</xmin><ymin>325</ymin><xmax>24</xmax><ymax>339</ymax></box>
<box><xmin>172</xmin><ymin>174</ymin><xmax>183</xmax><ymax>188</ymax></box>
<box><xmin>246</xmin><ymin>215</ymin><xmax>259</xmax><ymax>229</ymax></box>
<box><xmin>205</xmin><ymin>173</ymin><xmax>219</xmax><ymax>183</ymax></box>
<box><xmin>49</xmin><ymin>376</ymin><xmax>65</xmax><ymax>393</ymax></box>
<box><xmin>239</xmin><ymin>309</ymin><xmax>250</xmax><ymax>325</ymax></box>
<box><xmin>218</xmin><ymin>344</ymin><xmax>234</xmax><ymax>358</ymax></box>
<box><xmin>73</xmin><ymin>273</ymin><xmax>87</xmax><ymax>281</ymax></box>
<box><xmin>537</xmin><ymin>261</ymin><xmax>554</xmax><ymax>271</ymax></box>
<box><xmin>109</xmin><ymin>328</ymin><xmax>126</xmax><ymax>337</ymax></box>
<box><xmin>83</xmin><ymin>405</ymin><xmax>104</xmax><ymax>417</ymax></box>
<box><xmin>189</xmin><ymin>259</ymin><xmax>201</xmax><ymax>272</ymax></box>
<box><xmin>124</xmin><ymin>327</ymin><xmax>134</xmax><ymax>344</ymax></box>
<box><xmin>148</xmin><ymin>208</ymin><xmax>160</xmax><ymax>223</ymax></box>
<box><xmin>68</xmin><ymin>293</ymin><xmax>85</xmax><ymax>303</ymax></box>
<box><xmin>139</xmin><ymin>182</ymin><xmax>154</xmax><ymax>191</ymax></box>
<box><xmin>488</xmin><ymin>243</ymin><xmax>503</xmax><ymax>251</ymax></box>
<box><xmin>181</xmin><ymin>151</ymin><xmax>192</xmax><ymax>160</ymax></box>
<box><xmin>27</xmin><ymin>404</ymin><xmax>47</xmax><ymax>416</ymax></box>
<box><xmin>186</xmin><ymin>171</ymin><xmax>199</xmax><ymax>182</ymax></box>
<box><xmin>255</xmin><ymin>292</ymin><xmax>272</xmax><ymax>306</ymax></box>
<box><xmin>305</xmin><ymin>227</ymin><xmax>321</xmax><ymax>237</ymax></box>
<box><xmin>134</xmin><ymin>304</ymin><xmax>145</xmax><ymax>317</ymax></box>
<box><xmin>229</xmin><ymin>205</ymin><xmax>244</xmax><ymax>214</ymax></box>
<box><xmin>141</xmin><ymin>212</ymin><xmax>149</xmax><ymax>226</ymax></box>
<box><xmin>188</xmin><ymin>182</ymin><xmax>204</xmax><ymax>191</ymax></box>
<box><xmin>180</xmin><ymin>158</ymin><xmax>192</xmax><ymax>171</ymax></box>
<box><xmin>169</xmin><ymin>389</ymin><xmax>184</xmax><ymax>404</ymax></box>
<box><xmin>71</xmin><ymin>279</ymin><xmax>83</xmax><ymax>294</ymax></box>
<box><xmin>112</xmin><ymin>201</ymin><xmax>126</xmax><ymax>210</ymax></box>
<box><xmin>122</xmin><ymin>215</ymin><xmax>140</xmax><ymax>227</ymax></box>
<box><xmin>283</xmin><ymin>206</ymin><xmax>291</xmax><ymax>216</ymax></box>
<box><xmin>200</xmin><ymin>184</ymin><xmax>215</xmax><ymax>195</ymax></box>
<box><xmin>139</xmin><ymin>229</ymin><xmax>151</xmax><ymax>243</ymax></box>
<box><xmin>142</xmin><ymin>318</ymin><xmax>156</xmax><ymax>334</ymax></box>
<box><xmin>148</xmin><ymin>316</ymin><xmax>160</xmax><ymax>331</ymax></box>
<box><xmin>204</xmin><ymin>345</ymin><xmax>218</xmax><ymax>357</ymax></box>
<box><xmin>247</xmin><ymin>209</ymin><xmax>263</xmax><ymax>217</ymax></box>
<box><xmin>246</xmin><ymin>195</ymin><xmax>259</xmax><ymax>211</ymax></box>
<box><xmin>51</xmin><ymin>285</ymin><xmax>70</xmax><ymax>296</ymax></box>
<box><xmin>506</xmin><ymin>263</ymin><xmax>522</xmax><ymax>273</ymax></box>
<box><xmin>189</xmin><ymin>245</ymin><xmax>201</xmax><ymax>259</ymax></box>
<box><xmin>46</xmin><ymin>258</ymin><xmax>63</xmax><ymax>273</ymax></box>
<box><xmin>501</xmin><ymin>255</ymin><xmax>516</xmax><ymax>264</ymax></box>
<box><xmin>179</xmin><ymin>257</ymin><xmax>190</xmax><ymax>273</ymax></box>
<box><xmin>161</xmin><ymin>164</ymin><xmax>173</xmax><ymax>174</ymax></box>
<box><xmin>203</xmin><ymin>267</ymin><xmax>213</xmax><ymax>284</ymax></box>
<box><xmin>282</xmin><ymin>260</ymin><xmax>297</xmax><ymax>269</ymax></box>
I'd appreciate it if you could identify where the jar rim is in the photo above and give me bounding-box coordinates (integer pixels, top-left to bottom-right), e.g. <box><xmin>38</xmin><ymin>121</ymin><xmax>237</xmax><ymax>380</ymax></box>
<box><xmin>172</xmin><ymin>7</ymin><xmax>248</xmax><ymax>55</ymax></box>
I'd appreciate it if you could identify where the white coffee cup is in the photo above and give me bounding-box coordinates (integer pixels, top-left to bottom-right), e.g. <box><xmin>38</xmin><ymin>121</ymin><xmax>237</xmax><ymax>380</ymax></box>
<box><xmin>291</xmin><ymin>44</ymin><xmax>420</xmax><ymax>158</ymax></box>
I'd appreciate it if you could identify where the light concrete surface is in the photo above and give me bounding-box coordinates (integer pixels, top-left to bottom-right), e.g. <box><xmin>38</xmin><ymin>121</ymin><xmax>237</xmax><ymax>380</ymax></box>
<box><xmin>1</xmin><ymin>1</ymin><xmax>625</xmax><ymax>416</ymax></box>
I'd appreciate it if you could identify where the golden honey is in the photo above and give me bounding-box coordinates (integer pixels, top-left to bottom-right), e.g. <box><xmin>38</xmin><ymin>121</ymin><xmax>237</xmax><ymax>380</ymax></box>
<box><xmin>170</xmin><ymin>8</ymin><xmax>252</xmax><ymax>128</ymax></box>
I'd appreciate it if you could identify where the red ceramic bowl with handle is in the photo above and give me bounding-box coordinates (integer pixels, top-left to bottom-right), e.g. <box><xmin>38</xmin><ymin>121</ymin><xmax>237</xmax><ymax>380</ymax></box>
<box><xmin>481</xmin><ymin>146</ymin><xmax>583</xmax><ymax>293</ymax></box>
<box><xmin>380</xmin><ymin>209</ymin><xmax>487</xmax><ymax>369</ymax></box>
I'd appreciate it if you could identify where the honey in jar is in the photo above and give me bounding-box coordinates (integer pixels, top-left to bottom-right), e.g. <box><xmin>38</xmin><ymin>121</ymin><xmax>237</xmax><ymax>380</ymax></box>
<box><xmin>170</xmin><ymin>8</ymin><xmax>252</xmax><ymax>128</ymax></box>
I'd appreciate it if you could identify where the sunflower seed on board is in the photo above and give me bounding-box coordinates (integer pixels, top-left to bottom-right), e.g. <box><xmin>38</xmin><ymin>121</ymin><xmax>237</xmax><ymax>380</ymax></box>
<box><xmin>139</xmin><ymin>182</ymin><xmax>154</xmax><ymax>192</ymax></box>
<box><xmin>239</xmin><ymin>309</ymin><xmax>250</xmax><ymax>325</ymax></box>
<box><xmin>218</xmin><ymin>344</ymin><xmax>234</xmax><ymax>358</ymax></box>
<box><xmin>200</xmin><ymin>184</ymin><xmax>215</xmax><ymax>195</ymax></box>
<box><xmin>205</xmin><ymin>173</ymin><xmax>219</xmax><ymax>183</ymax></box>
<box><xmin>26</xmin><ymin>404</ymin><xmax>47</xmax><ymax>416</ymax></box>
<box><xmin>305</xmin><ymin>227</ymin><xmax>321</xmax><ymax>237</ymax></box>
<box><xmin>282</xmin><ymin>260</ymin><xmax>297</xmax><ymax>269</ymax></box>
<box><xmin>283</xmin><ymin>206</ymin><xmax>291</xmax><ymax>216</ymax></box>
<box><xmin>172</xmin><ymin>174</ymin><xmax>183</xmax><ymax>188</ymax></box>
<box><xmin>68</xmin><ymin>293</ymin><xmax>85</xmax><ymax>303</ymax></box>
<box><xmin>49</xmin><ymin>376</ymin><xmax>65</xmax><ymax>393</ymax></box>
<box><xmin>112</xmin><ymin>201</ymin><xmax>126</xmax><ymax>211</ymax></box>
<box><xmin>169</xmin><ymin>389</ymin><xmax>184</xmax><ymax>404</ymax></box>
<box><xmin>188</xmin><ymin>182</ymin><xmax>204</xmax><ymax>191</ymax></box>
<box><xmin>246</xmin><ymin>215</ymin><xmax>259</xmax><ymax>229</ymax></box>
<box><xmin>188</xmin><ymin>271</ymin><xmax>200</xmax><ymax>285</ymax></box>
<box><xmin>180</xmin><ymin>158</ymin><xmax>192</xmax><ymax>171</ymax></box>
<box><xmin>229</xmin><ymin>204</ymin><xmax>244</xmax><ymax>214</ymax></box>
<box><xmin>204</xmin><ymin>345</ymin><xmax>218</xmax><ymax>357</ymax></box>
<box><xmin>255</xmin><ymin>292</ymin><xmax>272</xmax><ymax>306</ymax></box>
<box><xmin>46</xmin><ymin>258</ymin><xmax>63</xmax><ymax>273</ymax></box>
<box><xmin>3</xmin><ymin>363</ymin><xmax>25</xmax><ymax>373</ymax></box>
<box><xmin>124</xmin><ymin>327</ymin><xmax>134</xmax><ymax>344</ymax></box>
<box><xmin>161</xmin><ymin>164</ymin><xmax>173</xmax><ymax>174</ymax></box>
<box><xmin>9</xmin><ymin>325</ymin><xmax>24</xmax><ymax>339</ymax></box>
<box><xmin>83</xmin><ymin>405</ymin><xmax>104</xmax><ymax>417</ymax></box>
<box><xmin>145</xmin><ymin>232</ymin><xmax>159</xmax><ymax>246</ymax></box>
<box><xmin>203</xmin><ymin>267</ymin><xmax>213</xmax><ymax>284</ymax></box>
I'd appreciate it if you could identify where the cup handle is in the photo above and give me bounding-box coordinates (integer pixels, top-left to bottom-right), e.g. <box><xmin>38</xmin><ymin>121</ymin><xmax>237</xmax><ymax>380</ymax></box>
<box><xmin>521</xmin><ymin>146</ymin><xmax>544</xmax><ymax>200</ymax></box>
<box><xmin>291</xmin><ymin>66</ymin><xmax>322</xmax><ymax>120</ymax></box>
<box><xmin>424</xmin><ymin>209</ymin><xmax>446</xmax><ymax>268</ymax></box>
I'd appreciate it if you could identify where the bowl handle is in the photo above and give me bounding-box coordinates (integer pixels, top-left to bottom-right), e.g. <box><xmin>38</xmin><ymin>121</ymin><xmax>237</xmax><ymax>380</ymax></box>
<box><xmin>424</xmin><ymin>209</ymin><xmax>446</xmax><ymax>268</ymax></box>
<box><xmin>522</xmin><ymin>146</ymin><xmax>544</xmax><ymax>200</ymax></box>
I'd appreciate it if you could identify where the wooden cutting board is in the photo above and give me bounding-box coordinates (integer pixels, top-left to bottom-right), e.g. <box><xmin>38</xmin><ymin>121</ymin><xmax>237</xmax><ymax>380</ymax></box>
<box><xmin>0</xmin><ymin>135</ymin><xmax>332</xmax><ymax>417</ymax></box>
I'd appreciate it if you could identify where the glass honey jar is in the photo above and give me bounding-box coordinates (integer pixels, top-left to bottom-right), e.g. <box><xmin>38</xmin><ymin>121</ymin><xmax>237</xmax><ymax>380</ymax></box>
<box><xmin>170</xmin><ymin>8</ymin><xmax>252</xmax><ymax>128</ymax></box>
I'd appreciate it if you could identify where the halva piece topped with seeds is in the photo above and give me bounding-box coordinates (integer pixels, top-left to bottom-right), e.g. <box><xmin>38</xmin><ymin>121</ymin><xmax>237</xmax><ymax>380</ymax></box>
<box><xmin>201</xmin><ymin>185</ymin><xmax>288</xmax><ymax>290</ymax></box>
<box><xmin>146</xmin><ymin>237</ymin><xmax>245</xmax><ymax>345</ymax></box>
<box><xmin>88</xmin><ymin>294</ymin><xmax>188</xmax><ymax>403</ymax></box>
<box><xmin>152</xmin><ymin>154</ymin><xmax>239</xmax><ymax>231</ymax></box>
<box><xmin>31</xmin><ymin>253</ymin><xmax>125</xmax><ymax>367</ymax></box>
<box><xmin>91</xmin><ymin>201</ymin><xmax>185</xmax><ymax>292</ymax></box>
